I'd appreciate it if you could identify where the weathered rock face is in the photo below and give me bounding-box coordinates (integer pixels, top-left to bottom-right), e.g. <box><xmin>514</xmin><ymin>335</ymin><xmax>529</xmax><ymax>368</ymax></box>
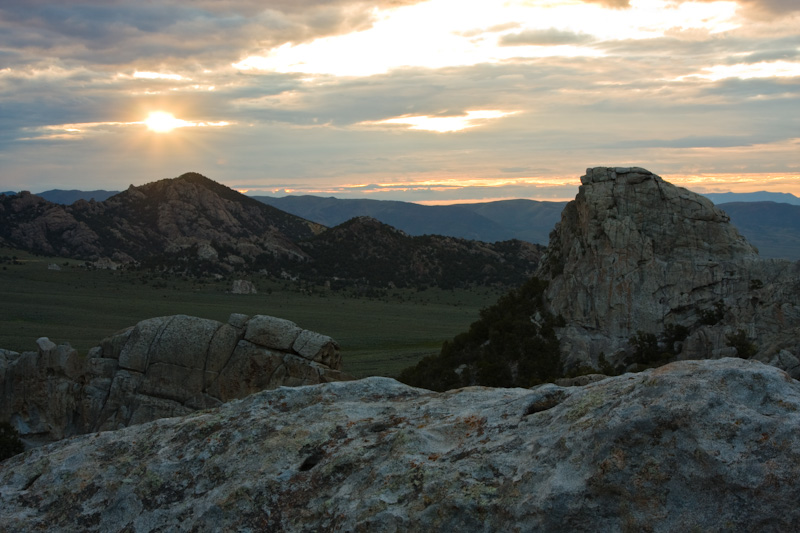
<box><xmin>0</xmin><ymin>173</ymin><xmax>323</xmax><ymax>267</ymax></box>
<box><xmin>2</xmin><ymin>358</ymin><xmax>800</xmax><ymax>531</ymax></box>
<box><xmin>537</xmin><ymin>167</ymin><xmax>800</xmax><ymax>373</ymax></box>
<box><xmin>0</xmin><ymin>314</ymin><xmax>349</xmax><ymax>444</ymax></box>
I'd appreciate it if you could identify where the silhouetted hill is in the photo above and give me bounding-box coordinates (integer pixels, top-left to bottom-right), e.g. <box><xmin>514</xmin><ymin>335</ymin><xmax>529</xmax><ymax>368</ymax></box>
<box><xmin>36</xmin><ymin>189</ymin><xmax>119</xmax><ymax>204</ymax></box>
<box><xmin>0</xmin><ymin>174</ymin><xmax>540</xmax><ymax>288</ymax></box>
<box><xmin>295</xmin><ymin>216</ymin><xmax>542</xmax><ymax>289</ymax></box>
<box><xmin>253</xmin><ymin>195</ymin><xmax>513</xmax><ymax>242</ymax></box>
<box><xmin>704</xmin><ymin>191</ymin><xmax>800</xmax><ymax>205</ymax></box>
<box><xmin>254</xmin><ymin>195</ymin><xmax>565</xmax><ymax>244</ymax></box>
<box><xmin>459</xmin><ymin>199</ymin><xmax>566</xmax><ymax>245</ymax></box>
<box><xmin>255</xmin><ymin>193</ymin><xmax>800</xmax><ymax>259</ymax></box>
<box><xmin>719</xmin><ymin>202</ymin><xmax>800</xmax><ymax>259</ymax></box>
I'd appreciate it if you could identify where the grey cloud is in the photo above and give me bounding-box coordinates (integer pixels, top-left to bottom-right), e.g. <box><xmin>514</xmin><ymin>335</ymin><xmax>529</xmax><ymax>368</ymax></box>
<box><xmin>500</xmin><ymin>28</ymin><xmax>594</xmax><ymax>46</ymax></box>
<box><xmin>0</xmin><ymin>1</ymin><xmax>422</xmax><ymax>74</ymax></box>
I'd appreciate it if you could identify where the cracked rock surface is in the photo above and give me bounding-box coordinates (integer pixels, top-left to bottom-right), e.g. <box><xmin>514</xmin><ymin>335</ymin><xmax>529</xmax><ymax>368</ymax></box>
<box><xmin>0</xmin><ymin>314</ymin><xmax>350</xmax><ymax>445</ymax></box>
<box><xmin>2</xmin><ymin>358</ymin><xmax>800</xmax><ymax>531</ymax></box>
<box><xmin>538</xmin><ymin>167</ymin><xmax>800</xmax><ymax>373</ymax></box>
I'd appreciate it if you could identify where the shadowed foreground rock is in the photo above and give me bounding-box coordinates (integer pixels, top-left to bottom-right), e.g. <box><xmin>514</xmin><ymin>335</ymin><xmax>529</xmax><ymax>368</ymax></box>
<box><xmin>2</xmin><ymin>358</ymin><xmax>799</xmax><ymax>531</ymax></box>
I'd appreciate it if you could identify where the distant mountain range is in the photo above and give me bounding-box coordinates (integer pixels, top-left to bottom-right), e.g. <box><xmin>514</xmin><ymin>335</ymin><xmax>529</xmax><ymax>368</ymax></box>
<box><xmin>0</xmin><ymin>174</ymin><xmax>540</xmax><ymax>289</ymax></box>
<box><xmin>703</xmin><ymin>191</ymin><xmax>800</xmax><ymax>205</ymax></box>
<box><xmin>31</xmin><ymin>189</ymin><xmax>119</xmax><ymax>204</ymax></box>
<box><xmin>4</xmin><ymin>186</ymin><xmax>797</xmax><ymax>260</ymax></box>
<box><xmin>252</xmin><ymin>195</ymin><xmax>564</xmax><ymax>245</ymax></box>
<box><xmin>255</xmin><ymin>193</ymin><xmax>800</xmax><ymax>260</ymax></box>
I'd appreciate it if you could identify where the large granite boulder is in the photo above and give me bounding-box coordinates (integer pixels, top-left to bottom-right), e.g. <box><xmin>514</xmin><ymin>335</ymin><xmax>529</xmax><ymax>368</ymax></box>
<box><xmin>2</xmin><ymin>358</ymin><xmax>800</xmax><ymax>531</ymax></box>
<box><xmin>0</xmin><ymin>314</ymin><xmax>350</xmax><ymax>444</ymax></box>
<box><xmin>537</xmin><ymin>167</ymin><xmax>800</xmax><ymax>373</ymax></box>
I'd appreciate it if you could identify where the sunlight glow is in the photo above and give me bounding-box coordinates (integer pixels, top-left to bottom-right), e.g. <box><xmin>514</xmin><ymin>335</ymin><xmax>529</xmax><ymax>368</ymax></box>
<box><xmin>133</xmin><ymin>71</ymin><xmax>186</xmax><ymax>81</ymax></box>
<box><xmin>232</xmin><ymin>0</ymin><xmax>737</xmax><ymax>77</ymax></box>
<box><xmin>362</xmin><ymin>110</ymin><xmax>518</xmax><ymax>133</ymax></box>
<box><xmin>143</xmin><ymin>112</ymin><xmax>231</xmax><ymax>133</ymax></box>
<box><xmin>144</xmin><ymin>112</ymin><xmax>190</xmax><ymax>133</ymax></box>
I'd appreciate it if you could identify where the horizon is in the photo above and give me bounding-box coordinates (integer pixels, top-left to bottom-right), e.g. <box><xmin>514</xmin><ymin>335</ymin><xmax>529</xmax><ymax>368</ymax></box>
<box><xmin>1</xmin><ymin>1</ymin><xmax>798</xmax><ymax>203</ymax></box>
<box><xmin>9</xmin><ymin>171</ymin><xmax>800</xmax><ymax>207</ymax></box>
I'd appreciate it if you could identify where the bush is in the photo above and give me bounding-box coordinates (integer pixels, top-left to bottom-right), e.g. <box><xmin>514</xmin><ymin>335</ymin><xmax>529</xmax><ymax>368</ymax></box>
<box><xmin>662</xmin><ymin>324</ymin><xmax>690</xmax><ymax>355</ymax></box>
<box><xmin>726</xmin><ymin>329</ymin><xmax>757</xmax><ymax>358</ymax></box>
<box><xmin>0</xmin><ymin>422</ymin><xmax>24</xmax><ymax>461</ymax></box>
<box><xmin>699</xmin><ymin>300</ymin><xmax>727</xmax><ymax>326</ymax></box>
<box><xmin>398</xmin><ymin>276</ymin><xmax>563</xmax><ymax>391</ymax></box>
<box><xmin>629</xmin><ymin>331</ymin><xmax>661</xmax><ymax>365</ymax></box>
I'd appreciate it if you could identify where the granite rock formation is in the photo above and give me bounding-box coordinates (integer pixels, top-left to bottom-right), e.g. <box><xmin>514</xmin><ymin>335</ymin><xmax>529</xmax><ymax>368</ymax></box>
<box><xmin>0</xmin><ymin>173</ymin><xmax>322</xmax><ymax>268</ymax></box>
<box><xmin>537</xmin><ymin>167</ymin><xmax>800</xmax><ymax>374</ymax></box>
<box><xmin>0</xmin><ymin>314</ymin><xmax>350</xmax><ymax>445</ymax></box>
<box><xmin>2</xmin><ymin>358</ymin><xmax>800</xmax><ymax>531</ymax></box>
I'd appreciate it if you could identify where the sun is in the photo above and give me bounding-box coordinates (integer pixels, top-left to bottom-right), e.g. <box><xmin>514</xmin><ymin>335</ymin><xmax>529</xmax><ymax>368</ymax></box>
<box><xmin>144</xmin><ymin>111</ymin><xmax>186</xmax><ymax>133</ymax></box>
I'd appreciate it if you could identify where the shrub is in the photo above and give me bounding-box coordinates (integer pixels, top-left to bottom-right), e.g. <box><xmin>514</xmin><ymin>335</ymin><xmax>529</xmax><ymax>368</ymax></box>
<box><xmin>726</xmin><ymin>329</ymin><xmax>757</xmax><ymax>358</ymax></box>
<box><xmin>0</xmin><ymin>422</ymin><xmax>24</xmax><ymax>461</ymax></box>
<box><xmin>398</xmin><ymin>276</ymin><xmax>563</xmax><ymax>391</ymax></box>
<box><xmin>699</xmin><ymin>300</ymin><xmax>727</xmax><ymax>326</ymax></box>
<box><xmin>629</xmin><ymin>331</ymin><xmax>661</xmax><ymax>365</ymax></box>
<box><xmin>662</xmin><ymin>324</ymin><xmax>690</xmax><ymax>355</ymax></box>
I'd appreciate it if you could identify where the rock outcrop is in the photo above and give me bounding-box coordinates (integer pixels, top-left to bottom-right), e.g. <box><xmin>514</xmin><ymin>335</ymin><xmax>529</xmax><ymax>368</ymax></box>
<box><xmin>0</xmin><ymin>173</ymin><xmax>323</xmax><ymax>268</ymax></box>
<box><xmin>0</xmin><ymin>314</ymin><xmax>350</xmax><ymax>445</ymax></box>
<box><xmin>2</xmin><ymin>358</ymin><xmax>800</xmax><ymax>531</ymax></box>
<box><xmin>537</xmin><ymin>167</ymin><xmax>800</xmax><ymax>374</ymax></box>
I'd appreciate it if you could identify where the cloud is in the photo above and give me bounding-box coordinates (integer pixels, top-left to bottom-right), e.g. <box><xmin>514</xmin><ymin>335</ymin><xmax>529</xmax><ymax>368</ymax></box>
<box><xmin>500</xmin><ymin>28</ymin><xmax>594</xmax><ymax>46</ymax></box>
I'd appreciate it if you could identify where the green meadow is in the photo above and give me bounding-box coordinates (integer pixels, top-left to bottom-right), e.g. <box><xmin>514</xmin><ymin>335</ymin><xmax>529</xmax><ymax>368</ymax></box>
<box><xmin>0</xmin><ymin>249</ymin><xmax>504</xmax><ymax>378</ymax></box>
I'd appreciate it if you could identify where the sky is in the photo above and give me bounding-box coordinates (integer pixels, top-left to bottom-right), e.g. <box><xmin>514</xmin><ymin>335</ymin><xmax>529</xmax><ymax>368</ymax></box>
<box><xmin>1</xmin><ymin>0</ymin><xmax>798</xmax><ymax>204</ymax></box>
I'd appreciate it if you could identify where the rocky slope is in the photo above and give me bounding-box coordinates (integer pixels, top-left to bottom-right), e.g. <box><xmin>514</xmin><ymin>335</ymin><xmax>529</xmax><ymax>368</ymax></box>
<box><xmin>0</xmin><ymin>314</ymin><xmax>351</xmax><ymax>445</ymax></box>
<box><xmin>297</xmin><ymin>216</ymin><xmax>542</xmax><ymax>289</ymax></box>
<box><xmin>0</xmin><ymin>173</ymin><xmax>323</xmax><ymax>268</ymax></box>
<box><xmin>0</xmin><ymin>173</ymin><xmax>539</xmax><ymax>288</ymax></box>
<box><xmin>537</xmin><ymin>167</ymin><xmax>800</xmax><ymax>373</ymax></box>
<box><xmin>2</xmin><ymin>358</ymin><xmax>800</xmax><ymax>531</ymax></box>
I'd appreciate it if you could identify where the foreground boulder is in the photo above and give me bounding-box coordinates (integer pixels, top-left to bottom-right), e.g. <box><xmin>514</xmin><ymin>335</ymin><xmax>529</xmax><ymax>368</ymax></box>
<box><xmin>538</xmin><ymin>167</ymin><xmax>800</xmax><ymax>373</ymax></box>
<box><xmin>2</xmin><ymin>358</ymin><xmax>799</xmax><ymax>531</ymax></box>
<box><xmin>0</xmin><ymin>314</ymin><xmax>350</xmax><ymax>444</ymax></box>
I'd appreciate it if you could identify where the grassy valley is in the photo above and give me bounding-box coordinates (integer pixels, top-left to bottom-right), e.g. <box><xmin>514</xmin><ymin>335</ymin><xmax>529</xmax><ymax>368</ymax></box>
<box><xmin>0</xmin><ymin>249</ymin><xmax>504</xmax><ymax>378</ymax></box>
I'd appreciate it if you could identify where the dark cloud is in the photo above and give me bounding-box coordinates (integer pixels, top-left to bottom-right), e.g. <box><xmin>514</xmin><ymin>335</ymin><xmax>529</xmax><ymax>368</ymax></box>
<box><xmin>500</xmin><ymin>28</ymin><xmax>594</xmax><ymax>46</ymax></box>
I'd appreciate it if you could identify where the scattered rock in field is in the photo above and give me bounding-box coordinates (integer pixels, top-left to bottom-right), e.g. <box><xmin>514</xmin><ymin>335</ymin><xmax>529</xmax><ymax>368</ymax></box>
<box><xmin>231</xmin><ymin>279</ymin><xmax>257</xmax><ymax>294</ymax></box>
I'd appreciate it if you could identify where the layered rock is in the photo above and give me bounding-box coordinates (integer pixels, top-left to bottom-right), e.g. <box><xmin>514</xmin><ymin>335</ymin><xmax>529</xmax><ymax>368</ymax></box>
<box><xmin>2</xmin><ymin>358</ymin><xmax>800</xmax><ymax>531</ymax></box>
<box><xmin>537</xmin><ymin>167</ymin><xmax>800</xmax><ymax>373</ymax></box>
<box><xmin>0</xmin><ymin>314</ymin><xmax>350</xmax><ymax>444</ymax></box>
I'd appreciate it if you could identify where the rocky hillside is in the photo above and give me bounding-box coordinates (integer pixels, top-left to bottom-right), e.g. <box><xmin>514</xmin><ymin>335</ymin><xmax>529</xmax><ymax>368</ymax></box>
<box><xmin>0</xmin><ymin>173</ymin><xmax>539</xmax><ymax>288</ymax></box>
<box><xmin>538</xmin><ymin>167</ymin><xmax>800</xmax><ymax>374</ymax></box>
<box><xmin>296</xmin><ymin>216</ymin><xmax>542</xmax><ymax>289</ymax></box>
<box><xmin>0</xmin><ymin>172</ymin><xmax>322</xmax><ymax>268</ymax></box>
<box><xmin>0</xmin><ymin>314</ymin><xmax>351</xmax><ymax>446</ymax></box>
<box><xmin>2</xmin><ymin>358</ymin><xmax>800</xmax><ymax>531</ymax></box>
